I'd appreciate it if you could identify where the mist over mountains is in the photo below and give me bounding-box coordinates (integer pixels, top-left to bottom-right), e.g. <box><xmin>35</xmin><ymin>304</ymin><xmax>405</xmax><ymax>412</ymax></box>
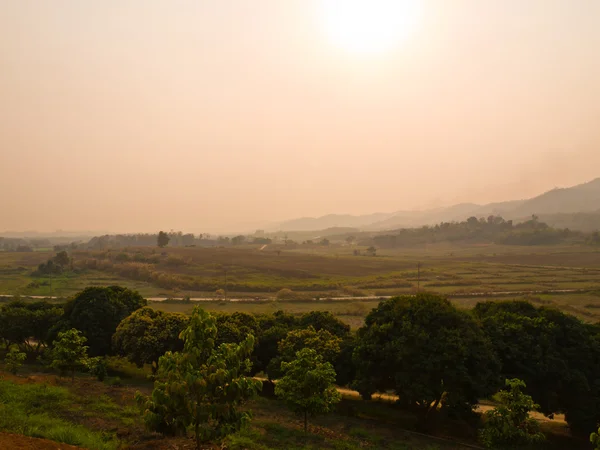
<box><xmin>272</xmin><ymin>178</ymin><xmax>600</xmax><ymax>233</ymax></box>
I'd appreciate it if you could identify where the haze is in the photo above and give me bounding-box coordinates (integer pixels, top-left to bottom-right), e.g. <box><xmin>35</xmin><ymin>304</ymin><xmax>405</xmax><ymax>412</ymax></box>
<box><xmin>1</xmin><ymin>0</ymin><xmax>599</xmax><ymax>234</ymax></box>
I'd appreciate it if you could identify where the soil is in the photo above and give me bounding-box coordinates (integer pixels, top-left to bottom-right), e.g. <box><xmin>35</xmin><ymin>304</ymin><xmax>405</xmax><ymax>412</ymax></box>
<box><xmin>0</xmin><ymin>432</ymin><xmax>82</xmax><ymax>450</ymax></box>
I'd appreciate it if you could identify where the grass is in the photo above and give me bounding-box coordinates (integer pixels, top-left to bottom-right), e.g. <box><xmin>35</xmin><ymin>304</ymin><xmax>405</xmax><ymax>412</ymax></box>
<box><xmin>2</xmin><ymin>244</ymin><xmax>600</xmax><ymax>300</ymax></box>
<box><xmin>0</xmin><ymin>380</ymin><xmax>117</xmax><ymax>449</ymax></box>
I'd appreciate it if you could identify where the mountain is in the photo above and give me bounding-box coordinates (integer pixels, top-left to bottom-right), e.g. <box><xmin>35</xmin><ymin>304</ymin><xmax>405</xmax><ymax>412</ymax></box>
<box><xmin>272</xmin><ymin>213</ymin><xmax>395</xmax><ymax>232</ymax></box>
<box><xmin>272</xmin><ymin>177</ymin><xmax>600</xmax><ymax>232</ymax></box>
<box><xmin>509</xmin><ymin>178</ymin><xmax>600</xmax><ymax>217</ymax></box>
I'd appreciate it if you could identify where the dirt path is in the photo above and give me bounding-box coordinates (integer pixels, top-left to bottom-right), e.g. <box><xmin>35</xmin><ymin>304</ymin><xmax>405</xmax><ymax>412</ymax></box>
<box><xmin>0</xmin><ymin>432</ymin><xmax>82</xmax><ymax>450</ymax></box>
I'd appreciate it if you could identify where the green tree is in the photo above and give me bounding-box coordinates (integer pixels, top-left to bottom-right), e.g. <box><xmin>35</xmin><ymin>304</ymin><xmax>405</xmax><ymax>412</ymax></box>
<box><xmin>53</xmin><ymin>286</ymin><xmax>146</xmax><ymax>356</ymax></box>
<box><xmin>137</xmin><ymin>307</ymin><xmax>261</xmax><ymax>449</ymax></box>
<box><xmin>0</xmin><ymin>300</ymin><xmax>63</xmax><ymax>355</ymax></box>
<box><xmin>157</xmin><ymin>231</ymin><xmax>170</xmax><ymax>248</ymax></box>
<box><xmin>49</xmin><ymin>328</ymin><xmax>90</xmax><ymax>381</ymax></box>
<box><xmin>353</xmin><ymin>294</ymin><xmax>499</xmax><ymax>420</ymax></box>
<box><xmin>113</xmin><ymin>307</ymin><xmax>189</xmax><ymax>374</ymax></box>
<box><xmin>299</xmin><ymin>311</ymin><xmax>350</xmax><ymax>338</ymax></box>
<box><xmin>4</xmin><ymin>346</ymin><xmax>27</xmax><ymax>375</ymax></box>
<box><xmin>267</xmin><ymin>326</ymin><xmax>341</xmax><ymax>380</ymax></box>
<box><xmin>275</xmin><ymin>348</ymin><xmax>341</xmax><ymax>434</ymax></box>
<box><xmin>53</xmin><ymin>250</ymin><xmax>70</xmax><ymax>268</ymax></box>
<box><xmin>474</xmin><ymin>300</ymin><xmax>600</xmax><ymax>435</ymax></box>
<box><xmin>480</xmin><ymin>379</ymin><xmax>545</xmax><ymax>449</ymax></box>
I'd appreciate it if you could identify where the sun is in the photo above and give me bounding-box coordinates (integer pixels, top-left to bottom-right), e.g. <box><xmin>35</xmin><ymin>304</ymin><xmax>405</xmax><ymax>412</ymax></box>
<box><xmin>319</xmin><ymin>0</ymin><xmax>421</xmax><ymax>55</ymax></box>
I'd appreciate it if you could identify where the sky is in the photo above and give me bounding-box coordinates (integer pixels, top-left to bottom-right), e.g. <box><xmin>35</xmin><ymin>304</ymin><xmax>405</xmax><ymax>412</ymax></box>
<box><xmin>1</xmin><ymin>0</ymin><xmax>599</xmax><ymax>233</ymax></box>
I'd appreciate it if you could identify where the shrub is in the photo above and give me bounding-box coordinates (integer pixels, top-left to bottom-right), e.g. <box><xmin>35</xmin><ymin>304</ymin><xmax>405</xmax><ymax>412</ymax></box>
<box><xmin>4</xmin><ymin>346</ymin><xmax>27</xmax><ymax>375</ymax></box>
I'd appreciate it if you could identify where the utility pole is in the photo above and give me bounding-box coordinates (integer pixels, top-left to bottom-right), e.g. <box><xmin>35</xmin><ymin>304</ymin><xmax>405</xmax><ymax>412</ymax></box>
<box><xmin>417</xmin><ymin>262</ymin><xmax>421</xmax><ymax>293</ymax></box>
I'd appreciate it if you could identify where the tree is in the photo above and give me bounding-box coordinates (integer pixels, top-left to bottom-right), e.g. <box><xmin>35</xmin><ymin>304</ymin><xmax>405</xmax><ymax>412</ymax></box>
<box><xmin>53</xmin><ymin>250</ymin><xmax>70</xmax><ymax>268</ymax></box>
<box><xmin>299</xmin><ymin>311</ymin><xmax>350</xmax><ymax>338</ymax></box>
<box><xmin>157</xmin><ymin>231</ymin><xmax>170</xmax><ymax>248</ymax></box>
<box><xmin>137</xmin><ymin>307</ymin><xmax>261</xmax><ymax>449</ymax></box>
<box><xmin>320</xmin><ymin>238</ymin><xmax>330</xmax><ymax>246</ymax></box>
<box><xmin>113</xmin><ymin>307</ymin><xmax>189</xmax><ymax>374</ymax></box>
<box><xmin>53</xmin><ymin>286</ymin><xmax>146</xmax><ymax>356</ymax></box>
<box><xmin>345</xmin><ymin>236</ymin><xmax>355</xmax><ymax>246</ymax></box>
<box><xmin>0</xmin><ymin>300</ymin><xmax>63</xmax><ymax>355</ymax></box>
<box><xmin>366</xmin><ymin>246</ymin><xmax>377</xmax><ymax>256</ymax></box>
<box><xmin>480</xmin><ymin>379</ymin><xmax>545</xmax><ymax>449</ymax></box>
<box><xmin>49</xmin><ymin>328</ymin><xmax>90</xmax><ymax>381</ymax></box>
<box><xmin>275</xmin><ymin>348</ymin><xmax>341</xmax><ymax>434</ymax></box>
<box><xmin>268</xmin><ymin>326</ymin><xmax>341</xmax><ymax>380</ymax></box>
<box><xmin>4</xmin><ymin>346</ymin><xmax>27</xmax><ymax>375</ymax></box>
<box><xmin>474</xmin><ymin>300</ymin><xmax>600</xmax><ymax>435</ymax></box>
<box><xmin>353</xmin><ymin>294</ymin><xmax>499</xmax><ymax>420</ymax></box>
<box><xmin>231</xmin><ymin>235</ymin><xmax>246</xmax><ymax>245</ymax></box>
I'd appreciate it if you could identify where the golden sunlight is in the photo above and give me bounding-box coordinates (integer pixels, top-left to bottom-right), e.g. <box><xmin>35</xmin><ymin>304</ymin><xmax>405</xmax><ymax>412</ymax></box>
<box><xmin>319</xmin><ymin>0</ymin><xmax>421</xmax><ymax>55</ymax></box>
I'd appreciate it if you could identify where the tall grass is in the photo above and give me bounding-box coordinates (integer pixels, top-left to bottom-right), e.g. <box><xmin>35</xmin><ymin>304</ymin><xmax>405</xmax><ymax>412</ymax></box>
<box><xmin>0</xmin><ymin>380</ymin><xmax>117</xmax><ymax>449</ymax></box>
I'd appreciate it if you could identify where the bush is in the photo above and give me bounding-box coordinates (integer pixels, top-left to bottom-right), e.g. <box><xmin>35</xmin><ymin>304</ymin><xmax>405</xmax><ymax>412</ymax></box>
<box><xmin>479</xmin><ymin>379</ymin><xmax>545</xmax><ymax>449</ymax></box>
<box><xmin>4</xmin><ymin>346</ymin><xmax>27</xmax><ymax>375</ymax></box>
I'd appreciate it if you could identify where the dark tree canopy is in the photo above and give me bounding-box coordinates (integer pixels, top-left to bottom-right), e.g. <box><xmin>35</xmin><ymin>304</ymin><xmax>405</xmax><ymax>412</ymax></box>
<box><xmin>353</xmin><ymin>294</ymin><xmax>499</xmax><ymax>419</ymax></box>
<box><xmin>157</xmin><ymin>231</ymin><xmax>170</xmax><ymax>248</ymax></box>
<box><xmin>0</xmin><ymin>300</ymin><xmax>63</xmax><ymax>354</ymax></box>
<box><xmin>55</xmin><ymin>286</ymin><xmax>147</xmax><ymax>356</ymax></box>
<box><xmin>474</xmin><ymin>300</ymin><xmax>600</xmax><ymax>435</ymax></box>
<box><xmin>113</xmin><ymin>307</ymin><xmax>189</xmax><ymax>372</ymax></box>
<box><xmin>298</xmin><ymin>311</ymin><xmax>350</xmax><ymax>338</ymax></box>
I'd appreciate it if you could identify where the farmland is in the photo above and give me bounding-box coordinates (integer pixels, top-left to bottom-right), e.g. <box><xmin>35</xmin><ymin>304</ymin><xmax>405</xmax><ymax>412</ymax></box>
<box><xmin>1</xmin><ymin>243</ymin><xmax>600</xmax><ymax>326</ymax></box>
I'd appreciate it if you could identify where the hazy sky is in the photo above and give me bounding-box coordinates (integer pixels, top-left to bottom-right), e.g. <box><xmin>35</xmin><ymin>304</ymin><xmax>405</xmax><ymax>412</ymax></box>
<box><xmin>1</xmin><ymin>1</ymin><xmax>599</xmax><ymax>233</ymax></box>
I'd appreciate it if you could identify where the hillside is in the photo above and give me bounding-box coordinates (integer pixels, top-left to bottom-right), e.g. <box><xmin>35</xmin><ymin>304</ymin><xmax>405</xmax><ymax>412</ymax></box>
<box><xmin>273</xmin><ymin>178</ymin><xmax>600</xmax><ymax>232</ymax></box>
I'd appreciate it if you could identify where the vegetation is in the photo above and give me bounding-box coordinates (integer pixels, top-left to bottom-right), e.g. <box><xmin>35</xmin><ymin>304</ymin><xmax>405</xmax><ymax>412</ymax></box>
<box><xmin>112</xmin><ymin>306</ymin><xmax>188</xmax><ymax>373</ymax></box>
<box><xmin>275</xmin><ymin>348</ymin><xmax>341</xmax><ymax>434</ymax></box>
<box><xmin>52</xmin><ymin>285</ymin><xmax>146</xmax><ymax>356</ymax></box>
<box><xmin>136</xmin><ymin>306</ymin><xmax>261</xmax><ymax>449</ymax></box>
<box><xmin>49</xmin><ymin>328</ymin><xmax>91</xmax><ymax>380</ymax></box>
<box><xmin>0</xmin><ymin>300</ymin><xmax>63</xmax><ymax>355</ymax></box>
<box><xmin>4</xmin><ymin>346</ymin><xmax>26</xmax><ymax>375</ymax></box>
<box><xmin>157</xmin><ymin>231</ymin><xmax>170</xmax><ymax>248</ymax></box>
<box><xmin>480</xmin><ymin>379</ymin><xmax>545</xmax><ymax>449</ymax></box>
<box><xmin>353</xmin><ymin>294</ymin><xmax>499</xmax><ymax>421</ymax></box>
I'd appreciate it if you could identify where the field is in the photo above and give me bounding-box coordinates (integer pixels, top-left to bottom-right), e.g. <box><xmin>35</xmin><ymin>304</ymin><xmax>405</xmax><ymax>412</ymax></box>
<box><xmin>0</xmin><ymin>363</ymin><xmax>489</xmax><ymax>450</ymax></box>
<box><xmin>0</xmin><ymin>360</ymin><xmax>585</xmax><ymax>450</ymax></box>
<box><xmin>1</xmin><ymin>243</ymin><xmax>600</xmax><ymax>327</ymax></box>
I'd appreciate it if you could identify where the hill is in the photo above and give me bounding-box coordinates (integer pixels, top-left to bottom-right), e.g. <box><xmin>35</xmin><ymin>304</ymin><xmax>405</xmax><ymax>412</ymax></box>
<box><xmin>273</xmin><ymin>178</ymin><xmax>600</xmax><ymax>232</ymax></box>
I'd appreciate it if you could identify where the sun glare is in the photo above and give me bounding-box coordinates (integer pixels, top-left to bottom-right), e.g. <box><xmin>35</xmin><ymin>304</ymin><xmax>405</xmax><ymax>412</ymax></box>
<box><xmin>320</xmin><ymin>0</ymin><xmax>421</xmax><ymax>55</ymax></box>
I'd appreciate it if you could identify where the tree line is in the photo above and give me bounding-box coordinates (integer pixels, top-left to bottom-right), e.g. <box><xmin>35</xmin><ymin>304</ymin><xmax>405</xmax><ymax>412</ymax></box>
<box><xmin>3</xmin><ymin>286</ymin><xmax>600</xmax><ymax>448</ymax></box>
<box><xmin>372</xmin><ymin>215</ymin><xmax>597</xmax><ymax>247</ymax></box>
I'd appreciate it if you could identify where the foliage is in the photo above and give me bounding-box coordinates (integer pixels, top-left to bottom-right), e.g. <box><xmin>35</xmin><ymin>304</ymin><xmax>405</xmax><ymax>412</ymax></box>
<box><xmin>113</xmin><ymin>307</ymin><xmax>188</xmax><ymax>373</ymax></box>
<box><xmin>353</xmin><ymin>294</ymin><xmax>499</xmax><ymax>419</ymax></box>
<box><xmin>49</xmin><ymin>328</ymin><xmax>90</xmax><ymax>380</ymax></box>
<box><xmin>253</xmin><ymin>311</ymin><xmax>299</xmax><ymax>376</ymax></box>
<box><xmin>479</xmin><ymin>379</ymin><xmax>545</xmax><ymax>449</ymax></box>
<box><xmin>53</xmin><ymin>286</ymin><xmax>147</xmax><ymax>356</ymax></box>
<box><xmin>275</xmin><ymin>348</ymin><xmax>341</xmax><ymax>433</ymax></box>
<box><xmin>137</xmin><ymin>306</ymin><xmax>261</xmax><ymax>449</ymax></box>
<box><xmin>267</xmin><ymin>326</ymin><xmax>342</xmax><ymax>380</ymax></box>
<box><xmin>4</xmin><ymin>346</ymin><xmax>27</xmax><ymax>375</ymax></box>
<box><xmin>372</xmin><ymin>215</ymin><xmax>585</xmax><ymax>248</ymax></box>
<box><xmin>474</xmin><ymin>300</ymin><xmax>600</xmax><ymax>435</ymax></box>
<box><xmin>299</xmin><ymin>311</ymin><xmax>350</xmax><ymax>338</ymax></box>
<box><xmin>591</xmin><ymin>426</ymin><xmax>600</xmax><ymax>449</ymax></box>
<box><xmin>32</xmin><ymin>251</ymin><xmax>72</xmax><ymax>276</ymax></box>
<box><xmin>0</xmin><ymin>380</ymin><xmax>117</xmax><ymax>449</ymax></box>
<box><xmin>88</xmin><ymin>357</ymin><xmax>108</xmax><ymax>381</ymax></box>
<box><xmin>157</xmin><ymin>231</ymin><xmax>170</xmax><ymax>248</ymax></box>
<box><xmin>0</xmin><ymin>300</ymin><xmax>63</xmax><ymax>355</ymax></box>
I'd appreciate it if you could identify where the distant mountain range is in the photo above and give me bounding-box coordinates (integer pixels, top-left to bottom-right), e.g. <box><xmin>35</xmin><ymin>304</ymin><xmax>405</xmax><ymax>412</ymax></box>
<box><xmin>272</xmin><ymin>178</ymin><xmax>600</xmax><ymax>232</ymax></box>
